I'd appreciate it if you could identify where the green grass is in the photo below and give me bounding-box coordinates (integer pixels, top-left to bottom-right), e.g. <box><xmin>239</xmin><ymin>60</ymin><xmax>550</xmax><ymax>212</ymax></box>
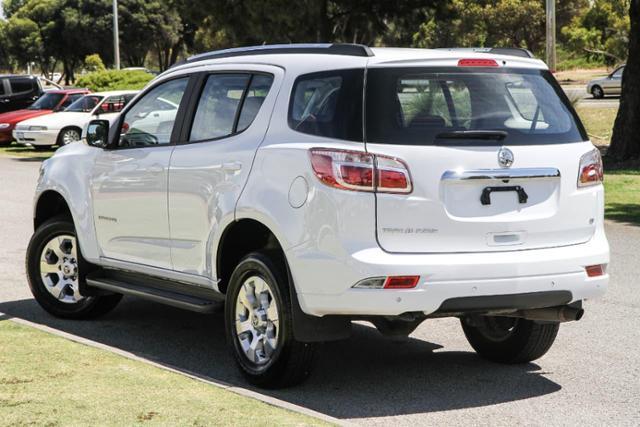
<box><xmin>575</xmin><ymin>107</ymin><xmax>618</xmax><ymax>147</ymax></box>
<box><xmin>555</xmin><ymin>68</ymin><xmax>610</xmax><ymax>85</ymax></box>
<box><xmin>604</xmin><ymin>169</ymin><xmax>640</xmax><ymax>226</ymax></box>
<box><xmin>0</xmin><ymin>144</ymin><xmax>55</xmax><ymax>160</ymax></box>
<box><xmin>0</xmin><ymin>320</ymin><xmax>327</xmax><ymax>426</ymax></box>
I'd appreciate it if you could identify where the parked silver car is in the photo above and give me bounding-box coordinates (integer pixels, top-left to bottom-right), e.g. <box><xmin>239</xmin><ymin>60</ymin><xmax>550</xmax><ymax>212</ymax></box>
<box><xmin>587</xmin><ymin>65</ymin><xmax>625</xmax><ymax>99</ymax></box>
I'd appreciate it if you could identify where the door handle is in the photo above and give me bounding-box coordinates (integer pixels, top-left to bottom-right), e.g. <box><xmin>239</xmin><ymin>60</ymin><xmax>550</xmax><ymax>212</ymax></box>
<box><xmin>222</xmin><ymin>162</ymin><xmax>242</xmax><ymax>172</ymax></box>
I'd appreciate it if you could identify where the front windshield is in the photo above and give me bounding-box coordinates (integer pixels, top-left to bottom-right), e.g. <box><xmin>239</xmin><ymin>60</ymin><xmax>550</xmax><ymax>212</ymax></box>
<box><xmin>366</xmin><ymin>68</ymin><xmax>587</xmax><ymax>145</ymax></box>
<box><xmin>65</xmin><ymin>95</ymin><xmax>103</xmax><ymax>113</ymax></box>
<box><xmin>27</xmin><ymin>93</ymin><xmax>64</xmax><ymax>110</ymax></box>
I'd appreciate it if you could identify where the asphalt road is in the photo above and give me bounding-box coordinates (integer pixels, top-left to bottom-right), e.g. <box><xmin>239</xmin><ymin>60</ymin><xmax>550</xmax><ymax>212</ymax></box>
<box><xmin>1</xmin><ymin>156</ymin><xmax>639</xmax><ymax>426</ymax></box>
<box><xmin>562</xmin><ymin>86</ymin><xmax>620</xmax><ymax>108</ymax></box>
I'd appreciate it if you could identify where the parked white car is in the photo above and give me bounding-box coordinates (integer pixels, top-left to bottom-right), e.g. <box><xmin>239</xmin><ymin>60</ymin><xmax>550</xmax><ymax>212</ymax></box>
<box><xmin>27</xmin><ymin>44</ymin><xmax>608</xmax><ymax>388</ymax></box>
<box><xmin>14</xmin><ymin>90</ymin><xmax>138</xmax><ymax>149</ymax></box>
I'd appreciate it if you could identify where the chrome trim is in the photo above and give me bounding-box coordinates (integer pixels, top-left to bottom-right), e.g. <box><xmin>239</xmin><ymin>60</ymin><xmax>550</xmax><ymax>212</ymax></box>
<box><xmin>442</xmin><ymin>168</ymin><xmax>561</xmax><ymax>182</ymax></box>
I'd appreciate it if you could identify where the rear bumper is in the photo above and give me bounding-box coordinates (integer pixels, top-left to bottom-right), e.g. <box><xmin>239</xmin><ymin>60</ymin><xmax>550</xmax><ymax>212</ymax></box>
<box><xmin>13</xmin><ymin>129</ymin><xmax>58</xmax><ymax>146</ymax></box>
<box><xmin>289</xmin><ymin>227</ymin><xmax>609</xmax><ymax>317</ymax></box>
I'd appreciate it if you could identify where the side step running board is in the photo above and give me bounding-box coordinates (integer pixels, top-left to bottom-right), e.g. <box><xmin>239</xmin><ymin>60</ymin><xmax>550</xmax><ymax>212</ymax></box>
<box><xmin>86</xmin><ymin>270</ymin><xmax>224</xmax><ymax>313</ymax></box>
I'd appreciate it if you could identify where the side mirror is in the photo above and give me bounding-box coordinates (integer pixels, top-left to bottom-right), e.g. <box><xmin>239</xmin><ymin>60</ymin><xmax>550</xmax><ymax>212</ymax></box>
<box><xmin>86</xmin><ymin>119</ymin><xmax>110</xmax><ymax>148</ymax></box>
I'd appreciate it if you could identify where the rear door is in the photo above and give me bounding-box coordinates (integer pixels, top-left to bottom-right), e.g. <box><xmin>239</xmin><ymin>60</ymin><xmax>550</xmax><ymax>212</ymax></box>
<box><xmin>366</xmin><ymin>65</ymin><xmax>598</xmax><ymax>253</ymax></box>
<box><xmin>168</xmin><ymin>66</ymin><xmax>281</xmax><ymax>278</ymax></box>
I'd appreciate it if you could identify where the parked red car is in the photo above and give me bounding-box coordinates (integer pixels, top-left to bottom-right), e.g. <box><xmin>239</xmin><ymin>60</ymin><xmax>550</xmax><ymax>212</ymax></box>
<box><xmin>0</xmin><ymin>89</ymin><xmax>90</xmax><ymax>145</ymax></box>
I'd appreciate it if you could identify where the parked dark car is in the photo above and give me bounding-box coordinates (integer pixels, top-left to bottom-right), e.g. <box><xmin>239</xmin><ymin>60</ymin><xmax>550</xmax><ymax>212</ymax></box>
<box><xmin>0</xmin><ymin>75</ymin><xmax>44</xmax><ymax>114</ymax></box>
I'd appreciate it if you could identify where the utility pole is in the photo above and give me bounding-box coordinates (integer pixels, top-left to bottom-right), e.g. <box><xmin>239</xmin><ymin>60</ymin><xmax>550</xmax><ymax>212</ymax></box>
<box><xmin>113</xmin><ymin>0</ymin><xmax>120</xmax><ymax>70</ymax></box>
<box><xmin>546</xmin><ymin>0</ymin><xmax>556</xmax><ymax>72</ymax></box>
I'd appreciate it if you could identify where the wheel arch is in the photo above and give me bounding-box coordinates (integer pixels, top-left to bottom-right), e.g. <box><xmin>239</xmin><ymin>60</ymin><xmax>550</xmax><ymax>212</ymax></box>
<box><xmin>34</xmin><ymin>190</ymin><xmax>73</xmax><ymax>229</ymax></box>
<box><xmin>216</xmin><ymin>217</ymin><xmax>351</xmax><ymax>342</ymax></box>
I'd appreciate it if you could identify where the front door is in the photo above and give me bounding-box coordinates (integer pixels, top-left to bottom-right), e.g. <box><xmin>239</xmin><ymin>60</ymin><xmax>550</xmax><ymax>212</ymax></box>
<box><xmin>91</xmin><ymin>77</ymin><xmax>190</xmax><ymax>269</ymax></box>
<box><xmin>168</xmin><ymin>67</ymin><xmax>281</xmax><ymax>278</ymax></box>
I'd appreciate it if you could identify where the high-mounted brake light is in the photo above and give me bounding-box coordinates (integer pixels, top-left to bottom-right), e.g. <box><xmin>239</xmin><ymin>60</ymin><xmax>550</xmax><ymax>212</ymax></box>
<box><xmin>458</xmin><ymin>58</ymin><xmax>499</xmax><ymax>67</ymax></box>
<box><xmin>309</xmin><ymin>148</ymin><xmax>412</xmax><ymax>194</ymax></box>
<box><xmin>578</xmin><ymin>149</ymin><xmax>603</xmax><ymax>187</ymax></box>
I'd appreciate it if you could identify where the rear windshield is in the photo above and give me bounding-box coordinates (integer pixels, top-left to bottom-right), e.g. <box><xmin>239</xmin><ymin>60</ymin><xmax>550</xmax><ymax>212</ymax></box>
<box><xmin>365</xmin><ymin>68</ymin><xmax>587</xmax><ymax>145</ymax></box>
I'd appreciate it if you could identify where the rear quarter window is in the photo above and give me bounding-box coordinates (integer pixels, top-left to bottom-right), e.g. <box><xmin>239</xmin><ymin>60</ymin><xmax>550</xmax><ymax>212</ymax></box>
<box><xmin>288</xmin><ymin>69</ymin><xmax>363</xmax><ymax>142</ymax></box>
<box><xmin>10</xmin><ymin>78</ymin><xmax>36</xmax><ymax>94</ymax></box>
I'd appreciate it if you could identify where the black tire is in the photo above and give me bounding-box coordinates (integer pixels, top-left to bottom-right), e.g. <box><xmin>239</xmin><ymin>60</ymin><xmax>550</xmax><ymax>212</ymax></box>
<box><xmin>26</xmin><ymin>216</ymin><xmax>122</xmax><ymax>319</ymax></box>
<box><xmin>225</xmin><ymin>251</ymin><xmax>315</xmax><ymax>388</ymax></box>
<box><xmin>461</xmin><ymin>316</ymin><xmax>559</xmax><ymax>364</ymax></box>
<box><xmin>57</xmin><ymin>127</ymin><xmax>82</xmax><ymax>146</ymax></box>
<box><xmin>591</xmin><ymin>85</ymin><xmax>604</xmax><ymax>99</ymax></box>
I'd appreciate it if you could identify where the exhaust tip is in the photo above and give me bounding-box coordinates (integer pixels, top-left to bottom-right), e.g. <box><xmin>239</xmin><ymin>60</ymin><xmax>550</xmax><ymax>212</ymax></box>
<box><xmin>574</xmin><ymin>309</ymin><xmax>585</xmax><ymax>321</ymax></box>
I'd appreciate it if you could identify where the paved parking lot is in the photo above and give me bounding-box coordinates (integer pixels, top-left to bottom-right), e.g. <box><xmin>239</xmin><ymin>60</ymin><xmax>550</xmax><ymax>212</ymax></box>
<box><xmin>0</xmin><ymin>155</ymin><xmax>639</xmax><ymax>426</ymax></box>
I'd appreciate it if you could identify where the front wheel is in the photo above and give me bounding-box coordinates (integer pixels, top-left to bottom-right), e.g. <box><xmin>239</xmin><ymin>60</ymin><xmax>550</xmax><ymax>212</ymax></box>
<box><xmin>461</xmin><ymin>316</ymin><xmax>559</xmax><ymax>364</ymax></box>
<box><xmin>26</xmin><ymin>216</ymin><xmax>122</xmax><ymax>319</ymax></box>
<box><xmin>225</xmin><ymin>252</ymin><xmax>315</xmax><ymax>388</ymax></box>
<box><xmin>58</xmin><ymin>128</ymin><xmax>81</xmax><ymax>146</ymax></box>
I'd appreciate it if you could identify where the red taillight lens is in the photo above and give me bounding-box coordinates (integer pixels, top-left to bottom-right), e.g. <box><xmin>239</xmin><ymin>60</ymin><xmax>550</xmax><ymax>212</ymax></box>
<box><xmin>309</xmin><ymin>148</ymin><xmax>411</xmax><ymax>194</ymax></box>
<box><xmin>578</xmin><ymin>149</ymin><xmax>603</xmax><ymax>187</ymax></box>
<box><xmin>383</xmin><ymin>276</ymin><xmax>420</xmax><ymax>289</ymax></box>
<box><xmin>585</xmin><ymin>264</ymin><xmax>605</xmax><ymax>277</ymax></box>
<box><xmin>458</xmin><ymin>58</ymin><xmax>499</xmax><ymax>67</ymax></box>
<box><xmin>376</xmin><ymin>155</ymin><xmax>412</xmax><ymax>193</ymax></box>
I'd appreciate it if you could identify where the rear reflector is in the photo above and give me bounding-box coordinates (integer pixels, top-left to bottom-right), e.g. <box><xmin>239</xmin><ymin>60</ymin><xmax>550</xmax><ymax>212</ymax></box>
<box><xmin>585</xmin><ymin>265</ymin><xmax>605</xmax><ymax>277</ymax></box>
<box><xmin>383</xmin><ymin>276</ymin><xmax>420</xmax><ymax>289</ymax></box>
<box><xmin>458</xmin><ymin>58</ymin><xmax>499</xmax><ymax>67</ymax></box>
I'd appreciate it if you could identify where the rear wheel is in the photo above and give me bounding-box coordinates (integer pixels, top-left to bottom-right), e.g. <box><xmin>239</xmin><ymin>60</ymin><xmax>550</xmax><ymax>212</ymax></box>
<box><xmin>591</xmin><ymin>85</ymin><xmax>604</xmax><ymax>99</ymax></box>
<box><xmin>225</xmin><ymin>252</ymin><xmax>315</xmax><ymax>388</ymax></box>
<box><xmin>26</xmin><ymin>216</ymin><xmax>122</xmax><ymax>319</ymax></box>
<box><xmin>461</xmin><ymin>316</ymin><xmax>559</xmax><ymax>364</ymax></box>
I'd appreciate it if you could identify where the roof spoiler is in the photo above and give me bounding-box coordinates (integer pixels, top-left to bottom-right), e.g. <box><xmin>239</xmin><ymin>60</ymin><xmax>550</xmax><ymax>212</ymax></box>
<box><xmin>436</xmin><ymin>47</ymin><xmax>535</xmax><ymax>59</ymax></box>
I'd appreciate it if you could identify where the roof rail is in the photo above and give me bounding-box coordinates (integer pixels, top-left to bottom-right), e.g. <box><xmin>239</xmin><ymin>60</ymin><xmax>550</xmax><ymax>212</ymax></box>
<box><xmin>436</xmin><ymin>47</ymin><xmax>535</xmax><ymax>59</ymax></box>
<box><xmin>178</xmin><ymin>43</ymin><xmax>374</xmax><ymax>67</ymax></box>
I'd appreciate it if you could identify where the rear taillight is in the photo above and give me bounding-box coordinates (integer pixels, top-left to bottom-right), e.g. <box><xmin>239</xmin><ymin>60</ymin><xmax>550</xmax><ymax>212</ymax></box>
<box><xmin>458</xmin><ymin>58</ymin><xmax>499</xmax><ymax>67</ymax></box>
<box><xmin>578</xmin><ymin>149</ymin><xmax>603</xmax><ymax>187</ymax></box>
<box><xmin>309</xmin><ymin>148</ymin><xmax>412</xmax><ymax>194</ymax></box>
<box><xmin>585</xmin><ymin>264</ymin><xmax>605</xmax><ymax>277</ymax></box>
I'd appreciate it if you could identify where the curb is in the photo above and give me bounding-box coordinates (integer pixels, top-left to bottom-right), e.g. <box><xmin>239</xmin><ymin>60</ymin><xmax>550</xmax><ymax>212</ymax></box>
<box><xmin>3</xmin><ymin>314</ymin><xmax>349</xmax><ymax>426</ymax></box>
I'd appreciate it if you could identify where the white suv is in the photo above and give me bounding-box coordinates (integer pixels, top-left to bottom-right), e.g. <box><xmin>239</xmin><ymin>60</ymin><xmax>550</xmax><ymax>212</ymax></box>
<box><xmin>27</xmin><ymin>44</ymin><xmax>609</xmax><ymax>388</ymax></box>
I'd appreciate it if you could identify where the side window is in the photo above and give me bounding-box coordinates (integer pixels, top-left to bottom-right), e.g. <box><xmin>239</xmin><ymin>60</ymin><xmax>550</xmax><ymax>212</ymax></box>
<box><xmin>119</xmin><ymin>78</ymin><xmax>188</xmax><ymax>148</ymax></box>
<box><xmin>189</xmin><ymin>74</ymin><xmax>250</xmax><ymax>142</ymax></box>
<box><xmin>10</xmin><ymin>78</ymin><xmax>34</xmax><ymax>94</ymax></box>
<box><xmin>288</xmin><ymin>69</ymin><xmax>363</xmax><ymax>141</ymax></box>
<box><xmin>236</xmin><ymin>75</ymin><xmax>274</xmax><ymax>132</ymax></box>
<box><xmin>98</xmin><ymin>95</ymin><xmax>131</xmax><ymax>114</ymax></box>
<box><xmin>612</xmin><ymin>67</ymin><xmax>624</xmax><ymax>78</ymax></box>
<box><xmin>0</xmin><ymin>80</ymin><xmax>5</xmax><ymax>95</ymax></box>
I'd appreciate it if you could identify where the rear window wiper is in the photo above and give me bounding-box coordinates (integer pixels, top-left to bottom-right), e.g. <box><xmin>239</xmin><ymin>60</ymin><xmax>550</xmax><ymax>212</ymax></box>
<box><xmin>435</xmin><ymin>130</ymin><xmax>508</xmax><ymax>140</ymax></box>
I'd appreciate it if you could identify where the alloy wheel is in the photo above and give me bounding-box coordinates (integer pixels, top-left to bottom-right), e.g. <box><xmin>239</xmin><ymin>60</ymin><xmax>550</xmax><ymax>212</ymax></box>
<box><xmin>234</xmin><ymin>275</ymin><xmax>280</xmax><ymax>366</ymax></box>
<box><xmin>39</xmin><ymin>234</ymin><xmax>84</xmax><ymax>304</ymax></box>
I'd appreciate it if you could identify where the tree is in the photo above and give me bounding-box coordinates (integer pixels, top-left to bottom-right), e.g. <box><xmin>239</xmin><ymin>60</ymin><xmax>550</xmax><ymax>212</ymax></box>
<box><xmin>608</xmin><ymin>0</ymin><xmax>640</xmax><ymax>161</ymax></box>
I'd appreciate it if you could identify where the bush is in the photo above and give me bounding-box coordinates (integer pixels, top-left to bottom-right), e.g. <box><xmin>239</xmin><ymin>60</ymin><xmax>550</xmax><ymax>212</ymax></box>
<box><xmin>84</xmin><ymin>54</ymin><xmax>106</xmax><ymax>72</ymax></box>
<box><xmin>75</xmin><ymin>69</ymin><xmax>153</xmax><ymax>92</ymax></box>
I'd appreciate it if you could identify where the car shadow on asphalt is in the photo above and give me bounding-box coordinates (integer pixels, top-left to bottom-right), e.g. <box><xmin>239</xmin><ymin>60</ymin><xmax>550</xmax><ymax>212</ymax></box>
<box><xmin>0</xmin><ymin>297</ymin><xmax>561</xmax><ymax>419</ymax></box>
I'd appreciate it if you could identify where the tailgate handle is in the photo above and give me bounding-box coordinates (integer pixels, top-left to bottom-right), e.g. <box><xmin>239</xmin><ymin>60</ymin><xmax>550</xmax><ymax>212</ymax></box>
<box><xmin>480</xmin><ymin>186</ymin><xmax>528</xmax><ymax>205</ymax></box>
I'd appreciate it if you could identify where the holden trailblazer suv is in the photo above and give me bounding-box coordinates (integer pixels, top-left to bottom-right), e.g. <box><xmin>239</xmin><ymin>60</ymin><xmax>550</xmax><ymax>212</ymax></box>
<box><xmin>27</xmin><ymin>44</ymin><xmax>609</xmax><ymax>388</ymax></box>
<box><xmin>0</xmin><ymin>89</ymin><xmax>90</xmax><ymax>146</ymax></box>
